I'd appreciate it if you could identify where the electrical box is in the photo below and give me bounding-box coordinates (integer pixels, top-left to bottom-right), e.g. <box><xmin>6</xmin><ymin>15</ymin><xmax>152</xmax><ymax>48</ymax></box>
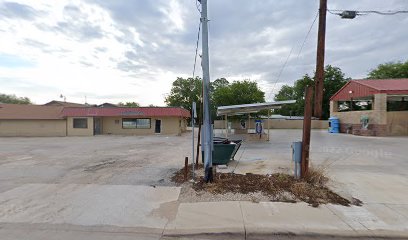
<box><xmin>340</xmin><ymin>11</ymin><xmax>357</xmax><ymax>19</ymax></box>
<box><xmin>291</xmin><ymin>141</ymin><xmax>302</xmax><ymax>163</ymax></box>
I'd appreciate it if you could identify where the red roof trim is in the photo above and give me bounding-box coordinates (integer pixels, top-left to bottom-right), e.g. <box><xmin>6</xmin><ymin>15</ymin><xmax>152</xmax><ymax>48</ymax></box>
<box><xmin>330</xmin><ymin>79</ymin><xmax>408</xmax><ymax>101</ymax></box>
<box><xmin>62</xmin><ymin>107</ymin><xmax>190</xmax><ymax>118</ymax></box>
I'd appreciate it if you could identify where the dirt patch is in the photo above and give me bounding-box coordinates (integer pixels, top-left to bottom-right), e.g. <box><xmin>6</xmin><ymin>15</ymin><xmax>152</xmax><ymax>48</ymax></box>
<box><xmin>171</xmin><ymin>165</ymin><xmax>360</xmax><ymax>207</ymax></box>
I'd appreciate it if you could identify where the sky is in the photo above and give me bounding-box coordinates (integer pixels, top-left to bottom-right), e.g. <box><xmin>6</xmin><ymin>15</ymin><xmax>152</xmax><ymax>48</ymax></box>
<box><xmin>0</xmin><ymin>0</ymin><xmax>407</xmax><ymax>105</ymax></box>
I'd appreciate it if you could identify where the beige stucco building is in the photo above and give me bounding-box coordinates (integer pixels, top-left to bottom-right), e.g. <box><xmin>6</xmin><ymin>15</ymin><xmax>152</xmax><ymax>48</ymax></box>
<box><xmin>0</xmin><ymin>104</ymin><xmax>189</xmax><ymax>137</ymax></box>
<box><xmin>330</xmin><ymin>79</ymin><xmax>408</xmax><ymax>136</ymax></box>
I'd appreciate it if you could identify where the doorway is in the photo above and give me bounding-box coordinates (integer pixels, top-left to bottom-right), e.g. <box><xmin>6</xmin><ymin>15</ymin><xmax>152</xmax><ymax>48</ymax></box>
<box><xmin>94</xmin><ymin>118</ymin><xmax>102</xmax><ymax>135</ymax></box>
<box><xmin>155</xmin><ymin>119</ymin><xmax>161</xmax><ymax>134</ymax></box>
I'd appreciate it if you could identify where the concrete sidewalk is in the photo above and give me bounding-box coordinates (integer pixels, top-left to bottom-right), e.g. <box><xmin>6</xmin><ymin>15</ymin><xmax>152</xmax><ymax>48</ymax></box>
<box><xmin>163</xmin><ymin>201</ymin><xmax>408</xmax><ymax>239</ymax></box>
<box><xmin>1</xmin><ymin>184</ymin><xmax>406</xmax><ymax>239</ymax></box>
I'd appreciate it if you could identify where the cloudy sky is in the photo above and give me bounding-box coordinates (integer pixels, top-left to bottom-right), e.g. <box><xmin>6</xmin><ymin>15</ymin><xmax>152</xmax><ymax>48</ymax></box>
<box><xmin>0</xmin><ymin>0</ymin><xmax>407</xmax><ymax>105</ymax></box>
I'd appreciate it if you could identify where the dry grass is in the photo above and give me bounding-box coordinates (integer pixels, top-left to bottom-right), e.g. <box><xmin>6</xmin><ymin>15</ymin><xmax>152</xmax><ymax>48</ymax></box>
<box><xmin>172</xmin><ymin>165</ymin><xmax>359</xmax><ymax>207</ymax></box>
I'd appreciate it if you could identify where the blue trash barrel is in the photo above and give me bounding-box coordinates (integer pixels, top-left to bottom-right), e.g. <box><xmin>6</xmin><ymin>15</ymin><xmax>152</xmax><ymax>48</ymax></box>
<box><xmin>328</xmin><ymin>117</ymin><xmax>340</xmax><ymax>133</ymax></box>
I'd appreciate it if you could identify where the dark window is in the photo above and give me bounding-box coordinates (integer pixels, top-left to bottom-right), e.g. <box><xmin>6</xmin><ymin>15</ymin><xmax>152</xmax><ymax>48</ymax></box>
<box><xmin>122</xmin><ymin>118</ymin><xmax>151</xmax><ymax>129</ymax></box>
<box><xmin>387</xmin><ymin>102</ymin><xmax>408</xmax><ymax>111</ymax></box>
<box><xmin>338</xmin><ymin>100</ymin><xmax>372</xmax><ymax>112</ymax></box>
<box><xmin>114</xmin><ymin>119</ymin><xmax>120</xmax><ymax>124</ymax></box>
<box><xmin>73</xmin><ymin>118</ymin><xmax>88</xmax><ymax>128</ymax></box>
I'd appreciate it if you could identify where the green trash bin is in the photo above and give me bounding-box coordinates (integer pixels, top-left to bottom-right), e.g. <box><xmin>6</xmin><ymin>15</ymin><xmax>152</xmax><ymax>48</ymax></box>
<box><xmin>202</xmin><ymin>138</ymin><xmax>242</xmax><ymax>165</ymax></box>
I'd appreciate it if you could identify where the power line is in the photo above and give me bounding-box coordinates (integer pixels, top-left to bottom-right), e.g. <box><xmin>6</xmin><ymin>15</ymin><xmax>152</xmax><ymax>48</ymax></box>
<box><xmin>267</xmin><ymin>11</ymin><xmax>319</xmax><ymax>101</ymax></box>
<box><xmin>296</xmin><ymin>11</ymin><xmax>319</xmax><ymax>61</ymax></box>
<box><xmin>192</xmin><ymin>21</ymin><xmax>201</xmax><ymax>78</ymax></box>
<box><xmin>195</xmin><ymin>0</ymin><xmax>201</xmax><ymax>13</ymax></box>
<box><xmin>328</xmin><ymin>9</ymin><xmax>408</xmax><ymax>19</ymax></box>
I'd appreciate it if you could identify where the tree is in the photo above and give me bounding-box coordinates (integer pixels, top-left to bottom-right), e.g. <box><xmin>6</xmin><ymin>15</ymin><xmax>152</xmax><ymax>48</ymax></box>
<box><xmin>274</xmin><ymin>75</ymin><xmax>314</xmax><ymax>117</ymax></box>
<box><xmin>165</xmin><ymin>77</ymin><xmax>266</xmax><ymax>121</ymax></box>
<box><xmin>165</xmin><ymin>77</ymin><xmax>202</xmax><ymax>121</ymax></box>
<box><xmin>274</xmin><ymin>65</ymin><xmax>349</xmax><ymax>119</ymax></box>
<box><xmin>212</xmin><ymin>80</ymin><xmax>265</xmax><ymax>107</ymax></box>
<box><xmin>118</xmin><ymin>102</ymin><xmax>140</xmax><ymax>107</ymax></box>
<box><xmin>367</xmin><ymin>60</ymin><xmax>408</xmax><ymax>79</ymax></box>
<box><xmin>0</xmin><ymin>93</ymin><xmax>31</xmax><ymax>104</ymax></box>
<box><xmin>212</xmin><ymin>80</ymin><xmax>265</xmax><ymax>119</ymax></box>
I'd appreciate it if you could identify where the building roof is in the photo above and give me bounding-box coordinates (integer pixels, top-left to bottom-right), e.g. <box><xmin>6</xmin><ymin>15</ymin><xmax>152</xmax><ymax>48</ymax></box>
<box><xmin>330</xmin><ymin>79</ymin><xmax>408</xmax><ymax>101</ymax></box>
<box><xmin>0</xmin><ymin>104</ymin><xmax>64</xmax><ymax>120</ymax></box>
<box><xmin>62</xmin><ymin>107</ymin><xmax>191</xmax><ymax>118</ymax></box>
<box><xmin>98</xmin><ymin>103</ymin><xmax>119</xmax><ymax>108</ymax></box>
<box><xmin>217</xmin><ymin>100</ymin><xmax>296</xmax><ymax>116</ymax></box>
<box><xmin>44</xmin><ymin>100</ymin><xmax>89</xmax><ymax>107</ymax></box>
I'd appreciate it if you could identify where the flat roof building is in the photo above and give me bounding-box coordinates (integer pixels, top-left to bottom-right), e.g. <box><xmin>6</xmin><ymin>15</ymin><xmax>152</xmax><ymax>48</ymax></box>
<box><xmin>0</xmin><ymin>104</ymin><xmax>190</xmax><ymax>137</ymax></box>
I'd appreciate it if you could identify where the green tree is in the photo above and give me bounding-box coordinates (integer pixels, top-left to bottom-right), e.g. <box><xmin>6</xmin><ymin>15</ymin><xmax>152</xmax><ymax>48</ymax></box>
<box><xmin>165</xmin><ymin>77</ymin><xmax>266</xmax><ymax>121</ymax></box>
<box><xmin>274</xmin><ymin>65</ymin><xmax>349</xmax><ymax>119</ymax></box>
<box><xmin>212</xmin><ymin>80</ymin><xmax>266</xmax><ymax>119</ymax></box>
<box><xmin>165</xmin><ymin>77</ymin><xmax>202</xmax><ymax>121</ymax></box>
<box><xmin>118</xmin><ymin>102</ymin><xmax>140</xmax><ymax>107</ymax></box>
<box><xmin>0</xmin><ymin>93</ymin><xmax>31</xmax><ymax>104</ymax></box>
<box><xmin>367</xmin><ymin>61</ymin><xmax>408</xmax><ymax>79</ymax></box>
<box><xmin>274</xmin><ymin>75</ymin><xmax>314</xmax><ymax>117</ymax></box>
<box><xmin>213</xmin><ymin>80</ymin><xmax>265</xmax><ymax>107</ymax></box>
<box><xmin>368</xmin><ymin>60</ymin><xmax>408</xmax><ymax>79</ymax></box>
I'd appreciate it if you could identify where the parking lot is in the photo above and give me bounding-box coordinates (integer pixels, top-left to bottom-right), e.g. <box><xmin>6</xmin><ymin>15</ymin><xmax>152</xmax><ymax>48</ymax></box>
<box><xmin>0</xmin><ymin>135</ymin><xmax>191</xmax><ymax>192</ymax></box>
<box><xmin>0</xmin><ymin>130</ymin><xmax>407</xmax><ymax>239</ymax></box>
<box><xmin>1</xmin><ymin>130</ymin><xmax>408</xmax><ymax>202</ymax></box>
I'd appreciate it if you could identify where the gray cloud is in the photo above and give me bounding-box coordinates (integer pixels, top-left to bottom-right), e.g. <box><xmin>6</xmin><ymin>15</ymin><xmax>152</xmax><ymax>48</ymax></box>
<box><xmin>2</xmin><ymin>0</ymin><xmax>408</xmax><ymax>104</ymax></box>
<box><xmin>0</xmin><ymin>1</ymin><xmax>42</xmax><ymax>20</ymax></box>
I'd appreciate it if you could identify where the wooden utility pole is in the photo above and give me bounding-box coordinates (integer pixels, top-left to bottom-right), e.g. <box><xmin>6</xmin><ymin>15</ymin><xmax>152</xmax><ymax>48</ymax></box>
<box><xmin>313</xmin><ymin>0</ymin><xmax>327</xmax><ymax>119</ymax></box>
<box><xmin>301</xmin><ymin>86</ymin><xmax>313</xmax><ymax>178</ymax></box>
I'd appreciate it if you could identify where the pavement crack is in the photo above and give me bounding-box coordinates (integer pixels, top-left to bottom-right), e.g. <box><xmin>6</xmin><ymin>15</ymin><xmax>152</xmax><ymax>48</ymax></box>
<box><xmin>238</xmin><ymin>201</ymin><xmax>247</xmax><ymax>240</ymax></box>
<box><xmin>325</xmin><ymin>205</ymin><xmax>360</xmax><ymax>233</ymax></box>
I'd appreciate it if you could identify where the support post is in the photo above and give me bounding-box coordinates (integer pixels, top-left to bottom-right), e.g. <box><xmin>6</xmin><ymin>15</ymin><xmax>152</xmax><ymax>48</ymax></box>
<box><xmin>225</xmin><ymin>115</ymin><xmax>228</xmax><ymax>138</ymax></box>
<box><xmin>301</xmin><ymin>86</ymin><xmax>313</xmax><ymax>178</ymax></box>
<box><xmin>248</xmin><ymin>114</ymin><xmax>251</xmax><ymax>133</ymax></box>
<box><xmin>184</xmin><ymin>157</ymin><xmax>188</xmax><ymax>181</ymax></box>
<box><xmin>192</xmin><ymin>102</ymin><xmax>196</xmax><ymax>180</ymax></box>
<box><xmin>313</xmin><ymin>0</ymin><xmax>327</xmax><ymax>119</ymax></box>
<box><xmin>201</xmin><ymin>0</ymin><xmax>213</xmax><ymax>183</ymax></box>
<box><xmin>267</xmin><ymin>110</ymin><xmax>270</xmax><ymax>141</ymax></box>
<box><xmin>196</xmin><ymin>122</ymin><xmax>201</xmax><ymax>165</ymax></box>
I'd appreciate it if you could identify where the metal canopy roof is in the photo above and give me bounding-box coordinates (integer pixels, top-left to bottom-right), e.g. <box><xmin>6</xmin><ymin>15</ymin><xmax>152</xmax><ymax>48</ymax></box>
<box><xmin>217</xmin><ymin>100</ymin><xmax>296</xmax><ymax>116</ymax></box>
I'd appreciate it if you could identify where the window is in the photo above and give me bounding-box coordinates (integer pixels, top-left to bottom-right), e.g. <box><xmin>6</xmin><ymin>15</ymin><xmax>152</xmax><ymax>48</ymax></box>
<box><xmin>338</xmin><ymin>100</ymin><xmax>372</xmax><ymax>112</ymax></box>
<box><xmin>387</xmin><ymin>96</ymin><xmax>408</xmax><ymax>111</ymax></box>
<box><xmin>122</xmin><ymin>118</ymin><xmax>151</xmax><ymax>129</ymax></box>
<box><xmin>73</xmin><ymin>118</ymin><xmax>88</xmax><ymax>128</ymax></box>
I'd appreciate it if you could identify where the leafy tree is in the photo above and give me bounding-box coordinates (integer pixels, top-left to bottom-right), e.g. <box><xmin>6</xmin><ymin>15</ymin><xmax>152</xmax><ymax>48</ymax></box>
<box><xmin>165</xmin><ymin>77</ymin><xmax>266</xmax><ymax>121</ymax></box>
<box><xmin>165</xmin><ymin>77</ymin><xmax>202</xmax><ymax>121</ymax></box>
<box><xmin>213</xmin><ymin>80</ymin><xmax>265</xmax><ymax>107</ymax></box>
<box><xmin>0</xmin><ymin>93</ymin><xmax>31</xmax><ymax>104</ymax></box>
<box><xmin>118</xmin><ymin>102</ymin><xmax>140</xmax><ymax>107</ymax></box>
<box><xmin>274</xmin><ymin>75</ymin><xmax>314</xmax><ymax>117</ymax></box>
<box><xmin>211</xmin><ymin>77</ymin><xmax>229</xmax><ymax>90</ymax></box>
<box><xmin>212</xmin><ymin>80</ymin><xmax>266</xmax><ymax>119</ymax></box>
<box><xmin>368</xmin><ymin>60</ymin><xmax>408</xmax><ymax>79</ymax></box>
<box><xmin>274</xmin><ymin>65</ymin><xmax>349</xmax><ymax>119</ymax></box>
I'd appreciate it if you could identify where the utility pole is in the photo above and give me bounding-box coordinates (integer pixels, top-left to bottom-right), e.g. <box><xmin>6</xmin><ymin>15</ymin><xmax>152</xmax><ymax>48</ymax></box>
<box><xmin>200</xmin><ymin>0</ymin><xmax>213</xmax><ymax>182</ymax></box>
<box><xmin>314</xmin><ymin>0</ymin><xmax>327</xmax><ymax>119</ymax></box>
<box><xmin>301</xmin><ymin>86</ymin><xmax>313</xmax><ymax>178</ymax></box>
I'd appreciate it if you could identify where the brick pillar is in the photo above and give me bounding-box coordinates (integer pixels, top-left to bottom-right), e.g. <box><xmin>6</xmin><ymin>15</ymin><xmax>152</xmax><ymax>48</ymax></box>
<box><xmin>330</xmin><ymin>100</ymin><xmax>338</xmax><ymax>116</ymax></box>
<box><xmin>374</xmin><ymin>93</ymin><xmax>387</xmax><ymax>125</ymax></box>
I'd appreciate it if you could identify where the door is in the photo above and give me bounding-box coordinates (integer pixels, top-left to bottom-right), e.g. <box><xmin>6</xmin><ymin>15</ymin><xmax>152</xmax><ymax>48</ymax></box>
<box><xmin>94</xmin><ymin>118</ymin><xmax>102</xmax><ymax>135</ymax></box>
<box><xmin>155</xmin><ymin>119</ymin><xmax>161</xmax><ymax>133</ymax></box>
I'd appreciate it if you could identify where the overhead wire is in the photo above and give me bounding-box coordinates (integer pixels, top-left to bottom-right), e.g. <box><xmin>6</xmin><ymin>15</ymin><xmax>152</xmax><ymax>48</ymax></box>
<box><xmin>192</xmin><ymin>21</ymin><xmax>201</xmax><ymax>78</ymax></box>
<box><xmin>267</xmin><ymin>11</ymin><xmax>319</xmax><ymax>101</ymax></box>
<box><xmin>327</xmin><ymin>9</ymin><xmax>408</xmax><ymax>16</ymax></box>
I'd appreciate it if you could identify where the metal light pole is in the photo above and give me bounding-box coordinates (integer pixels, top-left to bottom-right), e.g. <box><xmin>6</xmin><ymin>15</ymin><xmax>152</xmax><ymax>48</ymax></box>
<box><xmin>200</xmin><ymin>0</ymin><xmax>213</xmax><ymax>182</ymax></box>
